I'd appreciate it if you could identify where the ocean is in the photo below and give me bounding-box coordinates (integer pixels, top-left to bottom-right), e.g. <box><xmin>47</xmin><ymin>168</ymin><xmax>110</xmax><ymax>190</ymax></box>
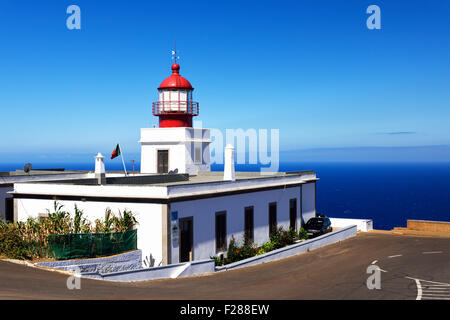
<box><xmin>1</xmin><ymin>162</ymin><xmax>449</xmax><ymax>230</ymax></box>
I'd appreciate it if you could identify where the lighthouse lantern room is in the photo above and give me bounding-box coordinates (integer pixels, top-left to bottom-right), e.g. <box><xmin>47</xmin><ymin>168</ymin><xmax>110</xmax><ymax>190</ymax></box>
<box><xmin>153</xmin><ymin>63</ymin><xmax>199</xmax><ymax>128</ymax></box>
<box><xmin>140</xmin><ymin>55</ymin><xmax>211</xmax><ymax>175</ymax></box>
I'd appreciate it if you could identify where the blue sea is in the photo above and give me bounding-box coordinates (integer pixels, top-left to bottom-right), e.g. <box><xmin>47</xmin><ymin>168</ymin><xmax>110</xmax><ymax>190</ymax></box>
<box><xmin>1</xmin><ymin>162</ymin><xmax>449</xmax><ymax>230</ymax></box>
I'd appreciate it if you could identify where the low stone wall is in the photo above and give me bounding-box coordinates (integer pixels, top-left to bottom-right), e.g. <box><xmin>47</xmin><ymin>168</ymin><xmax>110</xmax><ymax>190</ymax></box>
<box><xmin>35</xmin><ymin>250</ymin><xmax>142</xmax><ymax>273</ymax></box>
<box><xmin>82</xmin><ymin>259</ymin><xmax>215</xmax><ymax>282</ymax></box>
<box><xmin>407</xmin><ymin>219</ymin><xmax>450</xmax><ymax>233</ymax></box>
<box><xmin>216</xmin><ymin>225</ymin><xmax>357</xmax><ymax>271</ymax></box>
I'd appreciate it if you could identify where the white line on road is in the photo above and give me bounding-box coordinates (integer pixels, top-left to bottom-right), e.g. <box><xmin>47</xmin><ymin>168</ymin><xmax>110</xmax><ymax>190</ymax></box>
<box><xmin>371</xmin><ymin>260</ymin><xmax>378</xmax><ymax>265</ymax></box>
<box><xmin>422</xmin><ymin>294</ymin><xmax>450</xmax><ymax>298</ymax></box>
<box><xmin>422</xmin><ymin>251</ymin><xmax>443</xmax><ymax>254</ymax></box>
<box><xmin>406</xmin><ymin>277</ymin><xmax>450</xmax><ymax>300</ymax></box>
<box><xmin>421</xmin><ymin>297</ymin><xmax>450</xmax><ymax>300</ymax></box>
<box><xmin>413</xmin><ymin>278</ymin><xmax>422</xmax><ymax>300</ymax></box>
<box><xmin>388</xmin><ymin>254</ymin><xmax>402</xmax><ymax>258</ymax></box>
<box><xmin>407</xmin><ymin>277</ymin><xmax>450</xmax><ymax>285</ymax></box>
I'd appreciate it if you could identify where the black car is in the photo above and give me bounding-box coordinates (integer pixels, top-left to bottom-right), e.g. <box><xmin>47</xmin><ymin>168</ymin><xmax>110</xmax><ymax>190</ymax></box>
<box><xmin>304</xmin><ymin>216</ymin><xmax>333</xmax><ymax>238</ymax></box>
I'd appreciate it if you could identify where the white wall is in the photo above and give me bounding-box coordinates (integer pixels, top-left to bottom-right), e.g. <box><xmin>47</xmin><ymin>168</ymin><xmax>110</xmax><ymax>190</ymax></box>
<box><xmin>329</xmin><ymin>218</ymin><xmax>373</xmax><ymax>232</ymax></box>
<box><xmin>141</xmin><ymin>143</ymin><xmax>187</xmax><ymax>174</ymax></box>
<box><xmin>302</xmin><ymin>182</ymin><xmax>316</xmax><ymax>225</ymax></box>
<box><xmin>15</xmin><ymin>198</ymin><xmax>163</xmax><ymax>266</ymax></box>
<box><xmin>170</xmin><ymin>186</ymin><xmax>306</xmax><ymax>263</ymax></box>
<box><xmin>140</xmin><ymin>127</ymin><xmax>211</xmax><ymax>175</ymax></box>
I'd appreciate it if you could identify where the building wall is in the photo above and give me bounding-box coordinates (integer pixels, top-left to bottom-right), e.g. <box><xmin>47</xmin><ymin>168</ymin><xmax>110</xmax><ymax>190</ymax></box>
<box><xmin>302</xmin><ymin>182</ymin><xmax>316</xmax><ymax>225</ymax></box>
<box><xmin>170</xmin><ymin>185</ymin><xmax>315</xmax><ymax>263</ymax></box>
<box><xmin>14</xmin><ymin>198</ymin><xmax>164</xmax><ymax>266</ymax></box>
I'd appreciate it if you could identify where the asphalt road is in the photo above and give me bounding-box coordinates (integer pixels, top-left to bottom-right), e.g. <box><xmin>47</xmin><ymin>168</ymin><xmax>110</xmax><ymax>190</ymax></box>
<box><xmin>1</xmin><ymin>232</ymin><xmax>449</xmax><ymax>300</ymax></box>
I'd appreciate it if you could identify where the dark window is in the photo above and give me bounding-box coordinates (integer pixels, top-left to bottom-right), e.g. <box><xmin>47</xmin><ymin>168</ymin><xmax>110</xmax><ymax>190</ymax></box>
<box><xmin>269</xmin><ymin>202</ymin><xmax>277</xmax><ymax>236</ymax></box>
<box><xmin>5</xmin><ymin>198</ymin><xmax>13</xmax><ymax>222</ymax></box>
<box><xmin>289</xmin><ymin>199</ymin><xmax>297</xmax><ymax>231</ymax></box>
<box><xmin>244</xmin><ymin>206</ymin><xmax>254</xmax><ymax>242</ymax></box>
<box><xmin>216</xmin><ymin>211</ymin><xmax>227</xmax><ymax>252</ymax></box>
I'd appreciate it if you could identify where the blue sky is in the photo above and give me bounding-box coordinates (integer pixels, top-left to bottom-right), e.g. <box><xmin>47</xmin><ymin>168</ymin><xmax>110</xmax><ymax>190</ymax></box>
<box><xmin>0</xmin><ymin>0</ymin><xmax>449</xmax><ymax>164</ymax></box>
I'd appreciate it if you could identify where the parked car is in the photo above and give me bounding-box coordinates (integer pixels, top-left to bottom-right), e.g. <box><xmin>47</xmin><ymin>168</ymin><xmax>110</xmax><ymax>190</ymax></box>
<box><xmin>304</xmin><ymin>216</ymin><xmax>332</xmax><ymax>238</ymax></box>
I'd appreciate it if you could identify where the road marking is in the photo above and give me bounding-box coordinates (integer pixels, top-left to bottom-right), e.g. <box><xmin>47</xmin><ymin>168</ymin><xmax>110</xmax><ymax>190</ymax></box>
<box><xmin>422</xmin><ymin>294</ymin><xmax>450</xmax><ymax>298</ymax></box>
<box><xmin>406</xmin><ymin>277</ymin><xmax>450</xmax><ymax>300</ymax></box>
<box><xmin>410</xmin><ymin>278</ymin><xmax>450</xmax><ymax>285</ymax></box>
<box><xmin>418</xmin><ymin>296</ymin><xmax>450</xmax><ymax>300</ymax></box>
<box><xmin>388</xmin><ymin>254</ymin><xmax>402</xmax><ymax>258</ymax></box>
<box><xmin>371</xmin><ymin>260</ymin><xmax>378</xmax><ymax>265</ymax></box>
<box><xmin>410</xmin><ymin>278</ymin><xmax>422</xmax><ymax>300</ymax></box>
<box><xmin>422</xmin><ymin>251</ymin><xmax>443</xmax><ymax>254</ymax></box>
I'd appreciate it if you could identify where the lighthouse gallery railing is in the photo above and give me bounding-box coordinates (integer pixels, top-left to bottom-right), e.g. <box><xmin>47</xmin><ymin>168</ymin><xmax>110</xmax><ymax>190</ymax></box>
<box><xmin>152</xmin><ymin>101</ymin><xmax>199</xmax><ymax>116</ymax></box>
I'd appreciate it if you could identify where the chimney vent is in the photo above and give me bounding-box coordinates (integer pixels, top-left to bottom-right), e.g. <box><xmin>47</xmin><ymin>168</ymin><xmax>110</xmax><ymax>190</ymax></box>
<box><xmin>224</xmin><ymin>144</ymin><xmax>235</xmax><ymax>181</ymax></box>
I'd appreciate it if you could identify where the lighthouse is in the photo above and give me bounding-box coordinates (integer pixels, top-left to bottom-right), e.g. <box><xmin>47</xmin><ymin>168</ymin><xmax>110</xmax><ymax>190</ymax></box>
<box><xmin>140</xmin><ymin>58</ymin><xmax>211</xmax><ymax>175</ymax></box>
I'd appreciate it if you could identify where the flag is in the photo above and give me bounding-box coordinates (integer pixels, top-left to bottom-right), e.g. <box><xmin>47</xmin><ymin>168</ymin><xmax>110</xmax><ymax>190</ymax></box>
<box><xmin>111</xmin><ymin>144</ymin><xmax>121</xmax><ymax>159</ymax></box>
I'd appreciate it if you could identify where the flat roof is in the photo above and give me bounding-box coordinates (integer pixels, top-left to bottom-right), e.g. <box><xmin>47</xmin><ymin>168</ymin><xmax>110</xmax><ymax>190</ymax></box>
<box><xmin>11</xmin><ymin>170</ymin><xmax>318</xmax><ymax>201</ymax></box>
<box><xmin>149</xmin><ymin>170</ymin><xmax>316</xmax><ymax>187</ymax></box>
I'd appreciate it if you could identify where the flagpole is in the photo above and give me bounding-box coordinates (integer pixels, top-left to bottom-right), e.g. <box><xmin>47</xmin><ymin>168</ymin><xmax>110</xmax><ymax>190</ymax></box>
<box><xmin>118</xmin><ymin>142</ymin><xmax>128</xmax><ymax>176</ymax></box>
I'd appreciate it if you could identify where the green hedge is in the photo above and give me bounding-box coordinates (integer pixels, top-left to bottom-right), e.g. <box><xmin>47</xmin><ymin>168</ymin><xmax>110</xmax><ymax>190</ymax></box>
<box><xmin>49</xmin><ymin>229</ymin><xmax>137</xmax><ymax>260</ymax></box>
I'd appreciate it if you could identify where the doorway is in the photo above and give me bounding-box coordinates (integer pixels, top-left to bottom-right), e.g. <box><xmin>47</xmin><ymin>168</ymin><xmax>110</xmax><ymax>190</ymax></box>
<box><xmin>179</xmin><ymin>217</ymin><xmax>193</xmax><ymax>262</ymax></box>
<box><xmin>5</xmin><ymin>198</ymin><xmax>13</xmax><ymax>222</ymax></box>
<box><xmin>157</xmin><ymin>150</ymin><xmax>169</xmax><ymax>173</ymax></box>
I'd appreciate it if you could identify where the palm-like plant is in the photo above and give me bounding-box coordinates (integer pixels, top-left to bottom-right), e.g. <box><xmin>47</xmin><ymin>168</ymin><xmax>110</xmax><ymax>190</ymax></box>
<box><xmin>103</xmin><ymin>208</ymin><xmax>114</xmax><ymax>233</ymax></box>
<box><xmin>113</xmin><ymin>209</ymin><xmax>138</xmax><ymax>232</ymax></box>
<box><xmin>73</xmin><ymin>205</ymin><xmax>86</xmax><ymax>234</ymax></box>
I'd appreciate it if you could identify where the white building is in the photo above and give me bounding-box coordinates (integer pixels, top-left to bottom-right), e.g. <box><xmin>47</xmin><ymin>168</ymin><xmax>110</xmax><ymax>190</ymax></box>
<box><xmin>6</xmin><ymin>60</ymin><xmax>318</xmax><ymax>267</ymax></box>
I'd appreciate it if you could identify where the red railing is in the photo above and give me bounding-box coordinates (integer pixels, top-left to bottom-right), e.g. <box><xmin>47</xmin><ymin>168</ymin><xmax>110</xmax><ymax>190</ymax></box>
<box><xmin>152</xmin><ymin>101</ymin><xmax>199</xmax><ymax>116</ymax></box>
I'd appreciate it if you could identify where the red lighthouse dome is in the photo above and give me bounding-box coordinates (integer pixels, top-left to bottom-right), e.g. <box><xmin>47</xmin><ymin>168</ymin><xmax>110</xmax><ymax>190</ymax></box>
<box><xmin>158</xmin><ymin>63</ymin><xmax>193</xmax><ymax>90</ymax></box>
<box><xmin>152</xmin><ymin>63</ymin><xmax>199</xmax><ymax>128</ymax></box>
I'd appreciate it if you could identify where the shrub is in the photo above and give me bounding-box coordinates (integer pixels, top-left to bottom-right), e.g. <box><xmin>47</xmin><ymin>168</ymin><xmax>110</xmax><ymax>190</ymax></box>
<box><xmin>256</xmin><ymin>241</ymin><xmax>275</xmax><ymax>255</ymax></box>
<box><xmin>223</xmin><ymin>234</ymin><xmax>258</xmax><ymax>264</ymax></box>
<box><xmin>298</xmin><ymin>227</ymin><xmax>308</xmax><ymax>240</ymax></box>
<box><xmin>0</xmin><ymin>221</ymin><xmax>31</xmax><ymax>260</ymax></box>
<box><xmin>269</xmin><ymin>227</ymin><xmax>298</xmax><ymax>249</ymax></box>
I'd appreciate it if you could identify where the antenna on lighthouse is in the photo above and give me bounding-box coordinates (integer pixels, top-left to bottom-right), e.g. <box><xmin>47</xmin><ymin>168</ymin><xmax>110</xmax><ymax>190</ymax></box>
<box><xmin>171</xmin><ymin>39</ymin><xmax>179</xmax><ymax>63</ymax></box>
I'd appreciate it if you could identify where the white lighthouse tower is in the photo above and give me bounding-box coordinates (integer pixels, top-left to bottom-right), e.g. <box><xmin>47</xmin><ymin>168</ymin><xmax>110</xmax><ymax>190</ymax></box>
<box><xmin>140</xmin><ymin>54</ymin><xmax>211</xmax><ymax>175</ymax></box>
